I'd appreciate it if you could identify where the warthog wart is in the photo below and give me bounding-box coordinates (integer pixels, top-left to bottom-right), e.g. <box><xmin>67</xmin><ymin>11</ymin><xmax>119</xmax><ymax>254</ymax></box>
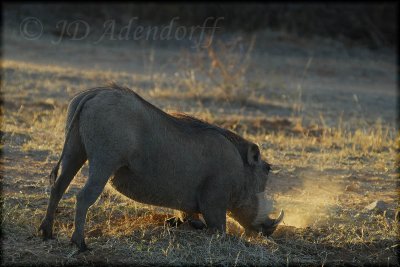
<box><xmin>39</xmin><ymin>84</ymin><xmax>284</xmax><ymax>251</ymax></box>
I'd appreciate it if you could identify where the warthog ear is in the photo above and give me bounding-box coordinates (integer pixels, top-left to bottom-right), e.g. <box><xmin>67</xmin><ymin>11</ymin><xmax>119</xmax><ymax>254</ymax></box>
<box><xmin>247</xmin><ymin>144</ymin><xmax>261</xmax><ymax>165</ymax></box>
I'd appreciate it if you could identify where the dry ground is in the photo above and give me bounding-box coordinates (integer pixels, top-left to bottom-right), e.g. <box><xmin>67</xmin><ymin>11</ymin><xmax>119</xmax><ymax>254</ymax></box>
<box><xmin>1</xmin><ymin>29</ymin><xmax>399</xmax><ymax>266</ymax></box>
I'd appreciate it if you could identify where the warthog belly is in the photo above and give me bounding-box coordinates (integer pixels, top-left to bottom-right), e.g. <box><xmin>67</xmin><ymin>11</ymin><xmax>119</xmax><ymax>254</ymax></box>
<box><xmin>110</xmin><ymin>167</ymin><xmax>199</xmax><ymax>212</ymax></box>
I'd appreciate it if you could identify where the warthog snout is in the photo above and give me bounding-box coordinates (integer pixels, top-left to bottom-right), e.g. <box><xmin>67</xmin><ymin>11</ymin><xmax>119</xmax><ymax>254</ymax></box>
<box><xmin>256</xmin><ymin>209</ymin><xmax>284</xmax><ymax>236</ymax></box>
<box><xmin>241</xmin><ymin>192</ymin><xmax>284</xmax><ymax>236</ymax></box>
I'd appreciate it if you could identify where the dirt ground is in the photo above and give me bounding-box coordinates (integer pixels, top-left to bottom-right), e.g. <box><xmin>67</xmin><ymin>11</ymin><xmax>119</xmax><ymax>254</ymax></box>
<box><xmin>1</xmin><ymin>26</ymin><xmax>398</xmax><ymax>266</ymax></box>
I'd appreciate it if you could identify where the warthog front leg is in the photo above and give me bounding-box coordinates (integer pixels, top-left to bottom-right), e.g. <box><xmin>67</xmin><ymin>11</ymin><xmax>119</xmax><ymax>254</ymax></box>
<box><xmin>198</xmin><ymin>177</ymin><xmax>229</xmax><ymax>233</ymax></box>
<box><xmin>39</xmin><ymin>139</ymin><xmax>86</xmax><ymax>240</ymax></box>
<box><xmin>71</xmin><ymin>162</ymin><xmax>115</xmax><ymax>252</ymax></box>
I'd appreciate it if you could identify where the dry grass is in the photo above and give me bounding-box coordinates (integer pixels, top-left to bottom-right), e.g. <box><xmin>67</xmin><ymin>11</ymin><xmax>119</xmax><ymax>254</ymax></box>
<box><xmin>1</xmin><ymin>54</ymin><xmax>398</xmax><ymax>266</ymax></box>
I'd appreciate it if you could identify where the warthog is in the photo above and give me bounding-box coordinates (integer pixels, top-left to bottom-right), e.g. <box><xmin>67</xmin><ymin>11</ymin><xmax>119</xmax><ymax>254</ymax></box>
<box><xmin>39</xmin><ymin>84</ymin><xmax>284</xmax><ymax>251</ymax></box>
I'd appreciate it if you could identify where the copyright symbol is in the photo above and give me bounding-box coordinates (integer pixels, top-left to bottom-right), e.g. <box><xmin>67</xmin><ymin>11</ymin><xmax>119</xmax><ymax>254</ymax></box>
<box><xmin>20</xmin><ymin>17</ymin><xmax>43</xmax><ymax>40</ymax></box>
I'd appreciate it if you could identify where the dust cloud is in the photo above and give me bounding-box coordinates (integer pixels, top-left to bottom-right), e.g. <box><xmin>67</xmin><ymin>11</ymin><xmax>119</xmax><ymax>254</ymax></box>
<box><xmin>271</xmin><ymin>171</ymin><xmax>344</xmax><ymax>228</ymax></box>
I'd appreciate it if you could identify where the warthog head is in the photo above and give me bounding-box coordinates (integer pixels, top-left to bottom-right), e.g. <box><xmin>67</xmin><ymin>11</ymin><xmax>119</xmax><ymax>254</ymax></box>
<box><xmin>229</xmin><ymin>144</ymin><xmax>284</xmax><ymax>236</ymax></box>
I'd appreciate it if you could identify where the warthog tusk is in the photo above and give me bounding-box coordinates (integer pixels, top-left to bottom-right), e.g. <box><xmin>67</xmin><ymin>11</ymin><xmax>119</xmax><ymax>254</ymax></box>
<box><xmin>253</xmin><ymin>191</ymin><xmax>274</xmax><ymax>226</ymax></box>
<box><xmin>271</xmin><ymin>209</ymin><xmax>284</xmax><ymax>227</ymax></box>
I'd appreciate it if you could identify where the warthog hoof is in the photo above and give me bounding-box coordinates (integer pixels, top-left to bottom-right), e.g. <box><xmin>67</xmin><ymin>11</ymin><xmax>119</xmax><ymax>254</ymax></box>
<box><xmin>165</xmin><ymin>217</ymin><xmax>183</xmax><ymax>227</ymax></box>
<box><xmin>71</xmin><ymin>232</ymin><xmax>89</xmax><ymax>252</ymax></box>
<box><xmin>165</xmin><ymin>216</ymin><xmax>206</xmax><ymax>230</ymax></box>
<box><xmin>38</xmin><ymin>219</ymin><xmax>54</xmax><ymax>240</ymax></box>
<box><xmin>188</xmin><ymin>219</ymin><xmax>206</xmax><ymax>230</ymax></box>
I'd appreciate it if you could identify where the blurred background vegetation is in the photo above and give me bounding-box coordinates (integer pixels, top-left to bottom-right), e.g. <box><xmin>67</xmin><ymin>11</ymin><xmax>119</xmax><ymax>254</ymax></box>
<box><xmin>5</xmin><ymin>3</ymin><xmax>397</xmax><ymax>49</ymax></box>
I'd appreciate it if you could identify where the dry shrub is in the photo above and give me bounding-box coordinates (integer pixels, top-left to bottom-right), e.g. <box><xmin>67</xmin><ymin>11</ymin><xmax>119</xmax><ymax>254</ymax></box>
<box><xmin>176</xmin><ymin>35</ymin><xmax>257</xmax><ymax>103</ymax></box>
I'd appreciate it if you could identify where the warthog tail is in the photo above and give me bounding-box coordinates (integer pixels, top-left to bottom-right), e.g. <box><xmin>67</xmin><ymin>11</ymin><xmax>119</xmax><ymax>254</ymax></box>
<box><xmin>49</xmin><ymin>92</ymin><xmax>98</xmax><ymax>186</ymax></box>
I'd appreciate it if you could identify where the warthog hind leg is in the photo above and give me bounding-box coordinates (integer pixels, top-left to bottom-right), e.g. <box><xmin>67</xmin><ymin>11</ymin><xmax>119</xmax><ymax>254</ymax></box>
<box><xmin>39</xmin><ymin>133</ymin><xmax>86</xmax><ymax>240</ymax></box>
<box><xmin>71</xmin><ymin>161</ymin><xmax>116</xmax><ymax>252</ymax></box>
